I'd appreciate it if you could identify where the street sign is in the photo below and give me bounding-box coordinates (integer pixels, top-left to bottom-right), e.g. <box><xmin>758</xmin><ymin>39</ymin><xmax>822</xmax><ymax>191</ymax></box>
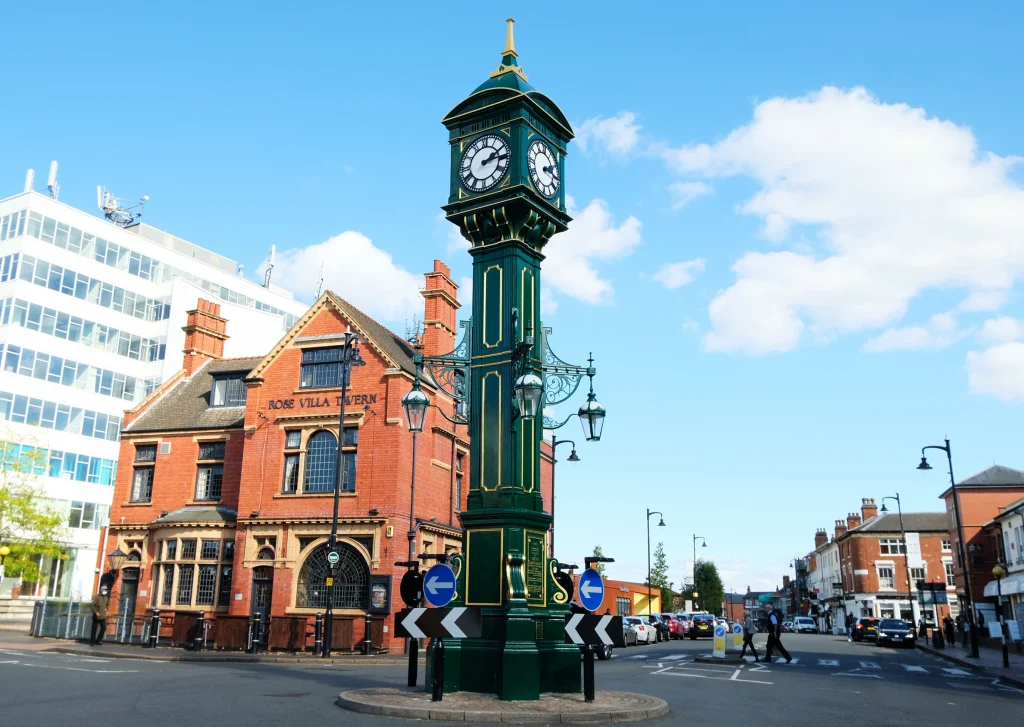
<box><xmin>327</xmin><ymin>551</ymin><xmax>340</xmax><ymax>566</ymax></box>
<box><xmin>399</xmin><ymin>570</ymin><xmax>424</xmax><ymax>607</ymax></box>
<box><xmin>577</xmin><ymin>568</ymin><xmax>605</xmax><ymax>612</ymax></box>
<box><xmin>325</xmin><ymin>577</ymin><xmax>334</xmax><ymax>586</ymax></box>
<box><xmin>563</xmin><ymin>614</ymin><xmax>625</xmax><ymax>647</ymax></box>
<box><xmin>423</xmin><ymin>564</ymin><xmax>457</xmax><ymax>608</ymax></box>
<box><xmin>394</xmin><ymin>607</ymin><xmax>482</xmax><ymax>639</ymax></box>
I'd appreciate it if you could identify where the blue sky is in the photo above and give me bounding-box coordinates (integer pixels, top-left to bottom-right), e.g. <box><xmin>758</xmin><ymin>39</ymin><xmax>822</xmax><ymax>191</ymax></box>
<box><xmin>4</xmin><ymin>2</ymin><xmax>1024</xmax><ymax>594</ymax></box>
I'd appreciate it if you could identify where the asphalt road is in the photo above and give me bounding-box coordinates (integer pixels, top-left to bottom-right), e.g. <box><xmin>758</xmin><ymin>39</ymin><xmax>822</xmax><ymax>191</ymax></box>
<box><xmin>0</xmin><ymin>633</ymin><xmax>1020</xmax><ymax>726</ymax></box>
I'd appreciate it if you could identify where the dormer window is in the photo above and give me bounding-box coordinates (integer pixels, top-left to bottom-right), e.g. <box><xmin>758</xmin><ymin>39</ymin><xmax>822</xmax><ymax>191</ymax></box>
<box><xmin>211</xmin><ymin>375</ymin><xmax>246</xmax><ymax>407</ymax></box>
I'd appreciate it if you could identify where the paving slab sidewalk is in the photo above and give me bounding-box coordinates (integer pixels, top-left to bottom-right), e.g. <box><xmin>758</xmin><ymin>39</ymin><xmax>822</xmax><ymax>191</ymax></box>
<box><xmin>917</xmin><ymin>641</ymin><xmax>1024</xmax><ymax>688</ymax></box>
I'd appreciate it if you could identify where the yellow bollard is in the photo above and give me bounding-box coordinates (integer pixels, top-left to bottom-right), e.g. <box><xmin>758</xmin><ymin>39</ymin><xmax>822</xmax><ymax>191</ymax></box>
<box><xmin>733</xmin><ymin>622</ymin><xmax>743</xmax><ymax>649</ymax></box>
<box><xmin>713</xmin><ymin>624</ymin><xmax>727</xmax><ymax>658</ymax></box>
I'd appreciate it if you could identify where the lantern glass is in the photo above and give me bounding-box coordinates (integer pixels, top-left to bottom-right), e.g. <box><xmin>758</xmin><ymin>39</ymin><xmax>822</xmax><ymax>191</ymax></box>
<box><xmin>402</xmin><ymin>382</ymin><xmax>430</xmax><ymax>433</ymax></box>
<box><xmin>107</xmin><ymin>547</ymin><xmax>128</xmax><ymax>572</ymax></box>
<box><xmin>578</xmin><ymin>396</ymin><xmax>606</xmax><ymax>442</ymax></box>
<box><xmin>514</xmin><ymin>374</ymin><xmax>544</xmax><ymax>420</ymax></box>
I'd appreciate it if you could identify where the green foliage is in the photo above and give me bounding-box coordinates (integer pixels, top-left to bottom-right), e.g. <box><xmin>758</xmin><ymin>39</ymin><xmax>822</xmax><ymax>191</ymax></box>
<box><xmin>591</xmin><ymin>545</ymin><xmax>606</xmax><ymax>576</ymax></box>
<box><xmin>690</xmin><ymin>560</ymin><xmax>725</xmax><ymax>614</ymax></box>
<box><xmin>0</xmin><ymin>440</ymin><xmax>68</xmax><ymax>582</ymax></box>
<box><xmin>647</xmin><ymin>541</ymin><xmax>674</xmax><ymax>600</ymax></box>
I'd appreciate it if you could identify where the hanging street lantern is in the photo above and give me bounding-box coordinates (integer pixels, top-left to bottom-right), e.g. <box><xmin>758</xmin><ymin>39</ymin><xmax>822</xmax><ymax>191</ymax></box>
<box><xmin>514</xmin><ymin>373</ymin><xmax>544</xmax><ymax>420</ymax></box>
<box><xmin>402</xmin><ymin>378</ymin><xmax>430</xmax><ymax>433</ymax></box>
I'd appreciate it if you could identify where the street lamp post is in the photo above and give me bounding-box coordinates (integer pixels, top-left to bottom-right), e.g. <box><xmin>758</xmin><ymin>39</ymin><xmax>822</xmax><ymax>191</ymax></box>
<box><xmin>646</xmin><ymin>510</ymin><xmax>665</xmax><ymax>616</ymax></box>
<box><xmin>692</xmin><ymin>535</ymin><xmax>706</xmax><ymax>592</ymax></box>
<box><xmin>548</xmin><ymin>435</ymin><xmax>579</xmax><ymax>557</ymax></box>
<box><xmin>880</xmin><ymin>494</ymin><xmax>914</xmax><ymax>623</ymax></box>
<box><xmin>992</xmin><ymin>564</ymin><xmax>1010</xmax><ymax>668</ymax></box>
<box><xmin>917</xmin><ymin>438</ymin><xmax>979</xmax><ymax>658</ymax></box>
<box><xmin>322</xmin><ymin>329</ymin><xmax>365</xmax><ymax>658</ymax></box>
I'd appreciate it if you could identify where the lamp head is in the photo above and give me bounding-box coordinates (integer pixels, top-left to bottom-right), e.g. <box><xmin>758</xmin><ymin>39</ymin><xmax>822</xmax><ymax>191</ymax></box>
<box><xmin>107</xmin><ymin>547</ymin><xmax>128</xmax><ymax>572</ymax></box>
<box><xmin>513</xmin><ymin>373</ymin><xmax>544</xmax><ymax>420</ymax></box>
<box><xmin>702</xmin><ymin>541</ymin><xmax>707</xmax><ymax>548</ymax></box>
<box><xmin>401</xmin><ymin>378</ymin><xmax>430</xmax><ymax>433</ymax></box>
<box><xmin>567</xmin><ymin>449</ymin><xmax>580</xmax><ymax>462</ymax></box>
<box><xmin>917</xmin><ymin>456</ymin><xmax>932</xmax><ymax>471</ymax></box>
<box><xmin>0</xmin><ymin>545</ymin><xmax>10</xmax><ymax>557</ymax></box>
<box><xmin>880</xmin><ymin>502</ymin><xmax>888</xmax><ymax>513</ymax></box>
<box><xmin>993</xmin><ymin>564</ymin><xmax>1005</xmax><ymax>578</ymax></box>
<box><xmin>658</xmin><ymin>518</ymin><xmax>666</xmax><ymax>527</ymax></box>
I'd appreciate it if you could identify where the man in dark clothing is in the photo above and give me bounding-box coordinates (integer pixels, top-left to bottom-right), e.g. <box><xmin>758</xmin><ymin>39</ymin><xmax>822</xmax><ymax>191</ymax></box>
<box><xmin>943</xmin><ymin>616</ymin><xmax>956</xmax><ymax>645</ymax></box>
<box><xmin>763</xmin><ymin>604</ymin><xmax>791</xmax><ymax>663</ymax></box>
<box><xmin>741</xmin><ymin>612</ymin><xmax>760</xmax><ymax>662</ymax></box>
<box><xmin>846</xmin><ymin>612</ymin><xmax>856</xmax><ymax>641</ymax></box>
<box><xmin>90</xmin><ymin>586</ymin><xmax>110</xmax><ymax>645</ymax></box>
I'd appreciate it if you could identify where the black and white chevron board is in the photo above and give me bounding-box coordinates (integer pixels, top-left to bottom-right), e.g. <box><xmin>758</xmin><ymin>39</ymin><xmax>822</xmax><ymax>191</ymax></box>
<box><xmin>394</xmin><ymin>607</ymin><xmax>483</xmax><ymax>639</ymax></box>
<box><xmin>563</xmin><ymin>614</ymin><xmax>626</xmax><ymax>647</ymax></box>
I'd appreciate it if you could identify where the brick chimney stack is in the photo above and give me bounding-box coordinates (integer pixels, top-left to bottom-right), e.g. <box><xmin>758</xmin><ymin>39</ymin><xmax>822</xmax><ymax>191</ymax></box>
<box><xmin>782</xmin><ymin>575</ymin><xmax>791</xmax><ymax>588</ymax></box>
<box><xmin>814</xmin><ymin>528</ymin><xmax>828</xmax><ymax>548</ymax></box>
<box><xmin>420</xmin><ymin>260</ymin><xmax>461</xmax><ymax>357</ymax></box>
<box><xmin>182</xmin><ymin>299</ymin><xmax>228</xmax><ymax>375</ymax></box>
<box><xmin>847</xmin><ymin>512</ymin><xmax>862</xmax><ymax>530</ymax></box>
<box><xmin>861</xmin><ymin>497</ymin><xmax>878</xmax><ymax>521</ymax></box>
<box><xmin>834</xmin><ymin>519</ymin><xmax>848</xmax><ymax>539</ymax></box>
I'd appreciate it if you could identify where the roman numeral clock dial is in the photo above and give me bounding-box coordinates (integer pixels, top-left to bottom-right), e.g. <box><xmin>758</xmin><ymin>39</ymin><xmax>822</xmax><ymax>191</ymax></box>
<box><xmin>460</xmin><ymin>134</ymin><xmax>510</xmax><ymax>192</ymax></box>
<box><xmin>527</xmin><ymin>139</ymin><xmax>559</xmax><ymax>199</ymax></box>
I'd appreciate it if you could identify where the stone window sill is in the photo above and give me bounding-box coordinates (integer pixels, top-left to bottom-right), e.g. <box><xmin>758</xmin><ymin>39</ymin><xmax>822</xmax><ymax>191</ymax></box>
<box><xmin>273</xmin><ymin>492</ymin><xmax>357</xmax><ymax>499</ymax></box>
<box><xmin>122</xmin><ymin>501</ymin><xmax>153</xmax><ymax>507</ymax></box>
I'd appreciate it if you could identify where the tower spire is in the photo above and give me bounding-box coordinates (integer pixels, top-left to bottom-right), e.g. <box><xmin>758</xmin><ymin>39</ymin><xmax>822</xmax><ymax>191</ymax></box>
<box><xmin>490</xmin><ymin>18</ymin><xmax>528</xmax><ymax>82</ymax></box>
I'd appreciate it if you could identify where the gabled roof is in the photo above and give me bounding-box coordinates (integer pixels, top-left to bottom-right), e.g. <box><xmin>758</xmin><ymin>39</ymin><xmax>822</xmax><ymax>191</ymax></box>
<box><xmin>958</xmin><ymin>465</ymin><xmax>1024</xmax><ymax>486</ymax></box>
<box><xmin>125</xmin><ymin>357</ymin><xmax>262</xmax><ymax>433</ymax></box>
<box><xmin>247</xmin><ymin>291</ymin><xmax>417</xmax><ymax>382</ymax></box>
<box><xmin>846</xmin><ymin>512</ymin><xmax>948</xmax><ymax>534</ymax></box>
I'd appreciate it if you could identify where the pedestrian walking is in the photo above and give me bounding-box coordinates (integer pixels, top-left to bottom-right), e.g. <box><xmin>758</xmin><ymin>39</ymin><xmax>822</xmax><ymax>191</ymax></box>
<box><xmin>846</xmin><ymin>612</ymin><xmax>856</xmax><ymax>642</ymax></box>
<box><xmin>741</xmin><ymin>612</ymin><xmax>760</xmax><ymax>662</ymax></box>
<box><xmin>943</xmin><ymin>616</ymin><xmax>955</xmax><ymax>646</ymax></box>
<box><xmin>762</xmin><ymin>604</ymin><xmax>791</xmax><ymax>663</ymax></box>
<box><xmin>977</xmin><ymin>611</ymin><xmax>985</xmax><ymax>628</ymax></box>
<box><xmin>90</xmin><ymin>585</ymin><xmax>110</xmax><ymax>646</ymax></box>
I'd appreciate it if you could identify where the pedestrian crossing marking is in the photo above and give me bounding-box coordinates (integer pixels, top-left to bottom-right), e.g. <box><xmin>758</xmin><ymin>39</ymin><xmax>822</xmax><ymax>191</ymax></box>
<box><xmin>903</xmin><ymin>665</ymin><xmax>927</xmax><ymax>673</ymax></box>
<box><xmin>818</xmin><ymin>659</ymin><xmax>840</xmax><ymax>667</ymax></box>
<box><xmin>859</xmin><ymin>661</ymin><xmax>880</xmax><ymax>669</ymax></box>
<box><xmin>662</xmin><ymin>654</ymin><xmax>688</xmax><ymax>661</ymax></box>
<box><xmin>943</xmin><ymin>668</ymin><xmax>972</xmax><ymax>676</ymax></box>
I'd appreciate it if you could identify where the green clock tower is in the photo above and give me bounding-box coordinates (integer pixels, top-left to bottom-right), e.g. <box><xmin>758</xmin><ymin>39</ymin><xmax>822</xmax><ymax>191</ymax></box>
<box><xmin>425</xmin><ymin>19</ymin><xmax>584</xmax><ymax>700</ymax></box>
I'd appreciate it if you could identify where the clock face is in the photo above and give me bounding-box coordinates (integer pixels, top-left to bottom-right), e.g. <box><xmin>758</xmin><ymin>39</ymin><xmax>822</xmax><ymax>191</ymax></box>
<box><xmin>460</xmin><ymin>134</ymin><xmax>510</xmax><ymax>192</ymax></box>
<box><xmin>527</xmin><ymin>140</ymin><xmax>560</xmax><ymax>198</ymax></box>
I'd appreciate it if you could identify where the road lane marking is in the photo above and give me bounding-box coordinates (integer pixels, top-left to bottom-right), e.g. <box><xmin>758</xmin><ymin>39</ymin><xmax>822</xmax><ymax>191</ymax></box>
<box><xmin>833</xmin><ymin>672</ymin><xmax>883</xmax><ymax>679</ymax></box>
<box><xmin>661</xmin><ymin>654</ymin><xmax>687</xmax><ymax>661</ymax></box>
<box><xmin>942</xmin><ymin>668</ymin><xmax>974</xmax><ymax>677</ymax></box>
<box><xmin>818</xmin><ymin>659</ymin><xmax>840</xmax><ymax>667</ymax></box>
<box><xmin>7</xmin><ymin>662</ymin><xmax>139</xmax><ymax>674</ymax></box>
<box><xmin>858</xmin><ymin>661</ymin><xmax>880</xmax><ymax>669</ymax></box>
<box><xmin>991</xmin><ymin>679</ymin><xmax>1024</xmax><ymax>694</ymax></box>
<box><xmin>903</xmin><ymin>665</ymin><xmax>927</xmax><ymax>673</ymax></box>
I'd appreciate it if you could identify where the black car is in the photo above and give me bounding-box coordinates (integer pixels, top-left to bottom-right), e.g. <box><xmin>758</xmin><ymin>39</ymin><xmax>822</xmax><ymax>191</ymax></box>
<box><xmin>689</xmin><ymin>614</ymin><xmax>716</xmax><ymax>639</ymax></box>
<box><xmin>644</xmin><ymin>614</ymin><xmax>671</xmax><ymax>642</ymax></box>
<box><xmin>876</xmin><ymin>619</ymin><xmax>916</xmax><ymax>648</ymax></box>
<box><xmin>851</xmin><ymin>617</ymin><xmax>880</xmax><ymax>642</ymax></box>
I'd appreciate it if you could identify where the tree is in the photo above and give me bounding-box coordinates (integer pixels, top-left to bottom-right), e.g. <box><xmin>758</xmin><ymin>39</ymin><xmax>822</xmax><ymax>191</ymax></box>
<box><xmin>691</xmin><ymin>559</ymin><xmax>725</xmax><ymax>614</ymax></box>
<box><xmin>0</xmin><ymin>440</ymin><xmax>68</xmax><ymax>585</ymax></box>
<box><xmin>590</xmin><ymin>545</ymin><xmax>606</xmax><ymax>575</ymax></box>
<box><xmin>647</xmin><ymin>542</ymin><xmax>675</xmax><ymax>609</ymax></box>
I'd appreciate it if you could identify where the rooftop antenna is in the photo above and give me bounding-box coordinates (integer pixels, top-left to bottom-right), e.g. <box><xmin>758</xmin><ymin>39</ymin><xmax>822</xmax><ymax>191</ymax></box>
<box><xmin>24</xmin><ymin>169</ymin><xmax>35</xmax><ymax>193</ymax></box>
<box><xmin>47</xmin><ymin>161</ymin><xmax>60</xmax><ymax>200</ymax></box>
<box><xmin>263</xmin><ymin>244</ymin><xmax>276</xmax><ymax>288</ymax></box>
<box><xmin>315</xmin><ymin>261</ymin><xmax>325</xmax><ymax>298</ymax></box>
<box><xmin>237</xmin><ymin>263</ymin><xmax>245</xmax><ymax>278</ymax></box>
<box><xmin>97</xmin><ymin>185</ymin><xmax>149</xmax><ymax>227</ymax></box>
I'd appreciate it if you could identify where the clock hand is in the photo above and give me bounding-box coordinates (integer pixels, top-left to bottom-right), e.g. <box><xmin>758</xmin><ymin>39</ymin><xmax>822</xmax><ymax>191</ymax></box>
<box><xmin>479</xmin><ymin>151</ymin><xmax>508</xmax><ymax>165</ymax></box>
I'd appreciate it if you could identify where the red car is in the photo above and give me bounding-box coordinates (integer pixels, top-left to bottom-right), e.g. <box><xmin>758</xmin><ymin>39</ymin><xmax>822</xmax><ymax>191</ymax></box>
<box><xmin>660</xmin><ymin>613</ymin><xmax>685</xmax><ymax>639</ymax></box>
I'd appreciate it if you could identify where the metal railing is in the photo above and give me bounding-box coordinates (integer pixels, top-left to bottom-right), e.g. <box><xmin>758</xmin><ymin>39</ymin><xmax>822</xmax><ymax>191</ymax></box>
<box><xmin>30</xmin><ymin>600</ymin><xmax>153</xmax><ymax>644</ymax></box>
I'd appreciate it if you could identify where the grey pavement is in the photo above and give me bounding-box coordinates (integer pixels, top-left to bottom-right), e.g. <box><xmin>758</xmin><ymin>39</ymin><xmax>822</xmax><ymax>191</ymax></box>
<box><xmin>916</xmin><ymin>637</ymin><xmax>1024</xmax><ymax>687</ymax></box>
<box><xmin>0</xmin><ymin>633</ymin><xmax>1021</xmax><ymax>726</ymax></box>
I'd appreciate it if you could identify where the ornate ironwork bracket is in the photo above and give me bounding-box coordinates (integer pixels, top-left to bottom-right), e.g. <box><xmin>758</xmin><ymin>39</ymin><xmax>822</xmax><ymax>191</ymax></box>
<box><xmin>539</xmin><ymin>327</ymin><xmax>595</xmax><ymax>431</ymax></box>
<box><xmin>415</xmin><ymin>319</ymin><xmax>471</xmax><ymax>426</ymax></box>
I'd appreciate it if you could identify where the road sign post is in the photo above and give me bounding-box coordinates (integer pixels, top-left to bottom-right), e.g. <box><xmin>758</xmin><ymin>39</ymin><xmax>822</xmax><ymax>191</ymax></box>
<box><xmin>395</xmin><ymin>560</ymin><xmax>421</xmax><ymax>687</ymax></box>
<box><xmin>583</xmin><ymin>646</ymin><xmax>595</xmax><ymax>703</ymax></box>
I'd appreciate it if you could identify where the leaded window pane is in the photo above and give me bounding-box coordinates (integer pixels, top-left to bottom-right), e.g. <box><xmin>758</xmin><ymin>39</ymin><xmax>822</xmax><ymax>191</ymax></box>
<box><xmin>195</xmin><ymin>465</ymin><xmax>223</xmax><ymax>501</ymax></box>
<box><xmin>196</xmin><ymin>565</ymin><xmax>217</xmax><ymax>606</ymax></box>
<box><xmin>218</xmin><ymin>566</ymin><xmax>232</xmax><ymax>607</ymax></box>
<box><xmin>303</xmin><ymin>431</ymin><xmax>337</xmax><ymax>493</ymax></box>
<box><xmin>282</xmin><ymin>453</ymin><xmax>299</xmax><ymax>493</ymax></box>
<box><xmin>131</xmin><ymin>467</ymin><xmax>153</xmax><ymax>502</ymax></box>
<box><xmin>176</xmin><ymin>564</ymin><xmax>194</xmax><ymax>604</ymax></box>
<box><xmin>161</xmin><ymin>564</ymin><xmax>174</xmax><ymax>606</ymax></box>
<box><xmin>200</xmin><ymin>540</ymin><xmax>220</xmax><ymax>560</ymax></box>
<box><xmin>135</xmin><ymin>444</ymin><xmax>156</xmax><ymax>462</ymax></box>
<box><xmin>180</xmin><ymin>539</ymin><xmax>197</xmax><ymax>560</ymax></box>
<box><xmin>198</xmin><ymin>441</ymin><xmax>225</xmax><ymax>460</ymax></box>
<box><xmin>296</xmin><ymin>543</ymin><xmax>368</xmax><ymax>609</ymax></box>
<box><xmin>285</xmin><ymin>430</ymin><xmax>301</xmax><ymax>449</ymax></box>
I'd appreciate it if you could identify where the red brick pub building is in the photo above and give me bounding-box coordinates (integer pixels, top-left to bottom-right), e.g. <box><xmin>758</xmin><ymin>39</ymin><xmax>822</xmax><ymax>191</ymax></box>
<box><xmin>104</xmin><ymin>260</ymin><xmax>552</xmax><ymax>652</ymax></box>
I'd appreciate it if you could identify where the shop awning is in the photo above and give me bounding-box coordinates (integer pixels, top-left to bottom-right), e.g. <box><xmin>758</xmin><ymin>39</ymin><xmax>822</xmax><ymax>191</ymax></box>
<box><xmin>984</xmin><ymin>574</ymin><xmax>1024</xmax><ymax>597</ymax></box>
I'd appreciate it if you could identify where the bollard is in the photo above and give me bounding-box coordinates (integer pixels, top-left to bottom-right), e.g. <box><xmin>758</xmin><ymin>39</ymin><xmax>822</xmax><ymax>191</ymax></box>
<box><xmin>431</xmin><ymin>639</ymin><xmax>445</xmax><ymax>702</ymax></box>
<box><xmin>30</xmin><ymin>601</ymin><xmax>43</xmax><ymax>636</ymax></box>
<box><xmin>193</xmin><ymin>613</ymin><xmax>205</xmax><ymax>652</ymax></box>
<box><xmin>248</xmin><ymin>614</ymin><xmax>261</xmax><ymax>655</ymax></box>
<box><xmin>363</xmin><ymin>613</ymin><xmax>373</xmax><ymax>656</ymax></box>
<box><xmin>582</xmin><ymin>645</ymin><xmax>596</xmax><ymax>703</ymax></box>
<box><xmin>933</xmin><ymin>627</ymin><xmax>945</xmax><ymax>649</ymax></box>
<box><xmin>407</xmin><ymin>637</ymin><xmax>418</xmax><ymax>687</ymax></box>
<box><xmin>313</xmin><ymin>613</ymin><xmax>323</xmax><ymax>655</ymax></box>
<box><xmin>147</xmin><ymin>610</ymin><xmax>161</xmax><ymax>648</ymax></box>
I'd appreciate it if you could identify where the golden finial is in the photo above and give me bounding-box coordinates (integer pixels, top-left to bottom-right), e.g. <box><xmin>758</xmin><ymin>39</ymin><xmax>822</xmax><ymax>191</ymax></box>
<box><xmin>504</xmin><ymin>18</ymin><xmax>517</xmax><ymax>57</ymax></box>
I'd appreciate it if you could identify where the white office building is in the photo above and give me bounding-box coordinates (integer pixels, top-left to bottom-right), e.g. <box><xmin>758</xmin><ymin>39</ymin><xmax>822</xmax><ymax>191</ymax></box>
<box><xmin>0</xmin><ymin>174</ymin><xmax>306</xmax><ymax>604</ymax></box>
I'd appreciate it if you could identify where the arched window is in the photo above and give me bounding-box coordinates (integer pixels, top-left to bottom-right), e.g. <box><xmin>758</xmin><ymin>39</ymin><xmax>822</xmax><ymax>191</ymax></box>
<box><xmin>303</xmin><ymin>431</ymin><xmax>337</xmax><ymax>493</ymax></box>
<box><xmin>296</xmin><ymin>543</ymin><xmax>368</xmax><ymax>609</ymax></box>
<box><xmin>256</xmin><ymin>548</ymin><xmax>275</xmax><ymax>560</ymax></box>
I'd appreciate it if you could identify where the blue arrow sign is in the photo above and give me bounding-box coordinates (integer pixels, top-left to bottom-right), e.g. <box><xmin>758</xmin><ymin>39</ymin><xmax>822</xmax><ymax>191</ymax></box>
<box><xmin>577</xmin><ymin>568</ymin><xmax>605</xmax><ymax>612</ymax></box>
<box><xmin>423</xmin><ymin>564</ymin><xmax>457</xmax><ymax>608</ymax></box>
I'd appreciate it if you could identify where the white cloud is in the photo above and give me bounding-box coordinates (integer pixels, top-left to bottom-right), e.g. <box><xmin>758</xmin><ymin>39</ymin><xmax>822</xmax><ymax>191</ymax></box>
<box><xmin>958</xmin><ymin>290</ymin><xmax>1010</xmax><ymax>312</ymax></box>
<box><xmin>259</xmin><ymin>232</ymin><xmax>422</xmax><ymax>323</ymax></box>
<box><xmin>458</xmin><ymin>276</ymin><xmax>472</xmax><ymax>310</ymax></box>
<box><xmin>446</xmin><ymin>225</ymin><xmax>470</xmax><ymax>257</ymax></box>
<box><xmin>864</xmin><ymin>312</ymin><xmax>968</xmax><ymax>352</ymax></box>
<box><xmin>668</xmin><ymin>181</ymin><xmax>713</xmax><ymax>209</ymax></box>
<box><xmin>653</xmin><ymin>87</ymin><xmax>1024</xmax><ymax>355</ymax></box>
<box><xmin>967</xmin><ymin>342</ymin><xmax>1024</xmax><ymax>402</ymax></box>
<box><xmin>978</xmin><ymin>316</ymin><xmax>1024</xmax><ymax>344</ymax></box>
<box><xmin>541</xmin><ymin>287</ymin><xmax>559</xmax><ymax>316</ymax></box>
<box><xmin>575</xmin><ymin>112</ymin><xmax>642</xmax><ymax>157</ymax></box>
<box><xmin>682</xmin><ymin>318</ymin><xmax>701</xmax><ymax>332</ymax></box>
<box><xmin>543</xmin><ymin>196</ymin><xmax>642</xmax><ymax>305</ymax></box>
<box><xmin>652</xmin><ymin>259</ymin><xmax>706</xmax><ymax>289</ymax></box>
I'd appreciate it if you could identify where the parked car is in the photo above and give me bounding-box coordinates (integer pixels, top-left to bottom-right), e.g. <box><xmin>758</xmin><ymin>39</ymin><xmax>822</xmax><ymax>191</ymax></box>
<box><xmin>851</xmin><ymin>617</ymin><xmax>880</xmax><ymax>642</ymax></box>
<box><xmin>876</xmin><ymin>619</ymin><xmax>916</xmax><ymax>648</ymax></box>
<box><xmin>622</xmin><ymin>620</ymin><xmax>638</xmax><ymax>647</ymax></box>
<box><xmin>793</xmin><ymin>616</ymin><xmax>819</xmax><ymax>634</ymax></box>
<box><xmin>661</xmin><ymin>613</ymin><xmax>685</xmax><ymax>639</ymax></box>
<box><xmin>625</xmin><ymin>616</ymin><xmax>657</xmax><ymax>644</ymax></box>
<box><xmin>688</xmin><ymin>613</ymin><xmax>716</xmax><ymax>639</ymax></box>
<box><xmin>645</xmin><ymin>614</ymin><xmax>671</xmax><ymax>642</ymax></box>
<box><xmin>782</xmin><ymin>620</ymin><xmax>795</xmax><ymax>633</ymax></box>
